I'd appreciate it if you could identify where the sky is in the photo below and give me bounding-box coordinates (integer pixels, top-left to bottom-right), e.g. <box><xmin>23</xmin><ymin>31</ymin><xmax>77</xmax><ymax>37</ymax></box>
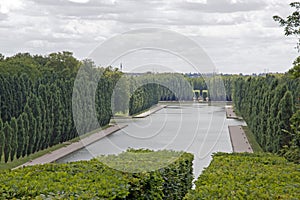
<box><xmin>0</xmin><ymin>0</ymin><xmax>299</xmax><ymax>74</ymax></box>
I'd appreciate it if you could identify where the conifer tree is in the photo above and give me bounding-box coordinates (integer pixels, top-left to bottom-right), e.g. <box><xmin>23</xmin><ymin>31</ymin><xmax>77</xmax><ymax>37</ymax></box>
<box><xmin>10</xmin><ymin>117</ymin><xmax>18</xmax><ymax>161</ymax></box>
<box><xmin>0</xmin><ymin>118</ymin><xmax>4</xmax><ymax>162</ymax></box>
<box><xmin>3</xmin><ymin>122</ymin><xmax>12</xmax><ymax>163</ymax></box>
<box><xmin>16</xmin><ymin>115</ymin><xmax>25</xmax><ymax>159</ymax></box>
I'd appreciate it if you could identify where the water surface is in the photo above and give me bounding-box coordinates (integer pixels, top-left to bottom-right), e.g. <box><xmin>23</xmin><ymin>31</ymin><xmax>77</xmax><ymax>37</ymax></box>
<box><xmin>57</xmin><ymin>103</ymin><xmax>246</xmax><ymax>178</ymax></box>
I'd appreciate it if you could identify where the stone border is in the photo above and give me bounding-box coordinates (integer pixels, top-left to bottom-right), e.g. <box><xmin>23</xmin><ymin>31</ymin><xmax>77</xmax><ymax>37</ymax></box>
<box><xmin>228</xmin><ymin>125</ymin><xmax>253</xmax><ymax>153</ymax></box>
<box><xmin>15</xmin><ymin>124</ymin><xmax>127</xmax><ymax>169</ymax></box>
<box><xmin>132</xmin><ymin>105</ymin><xmax>167</xmax><ymax>118</ymax></box>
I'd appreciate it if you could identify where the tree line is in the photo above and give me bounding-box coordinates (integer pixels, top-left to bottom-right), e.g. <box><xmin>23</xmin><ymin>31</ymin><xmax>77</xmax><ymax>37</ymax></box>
<box><xmin>1</xmin><ymin>51</ymin><xmax>298</xmax><ymax>163</ymax></box>
<box><xmin>233</xmin><ymin>73</ymin><xmax>300</xmax><ymax>162</ymax></box>
<box><xmin>0</xmin><ymin>52</ymin><xmax>205</xmax><ymax>162</ymax></box>
<box><xmin>0</xmin><ymin>52</ymin><xmax>122</xmax><ymax>163</ymax></box>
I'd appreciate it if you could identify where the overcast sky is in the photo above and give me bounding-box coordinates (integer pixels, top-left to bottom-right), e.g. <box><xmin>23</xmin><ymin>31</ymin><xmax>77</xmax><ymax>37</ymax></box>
<box><xmin>0</xmin><ymin>0</ymin><xmax>299</xmax><ymax>74</ymax></box>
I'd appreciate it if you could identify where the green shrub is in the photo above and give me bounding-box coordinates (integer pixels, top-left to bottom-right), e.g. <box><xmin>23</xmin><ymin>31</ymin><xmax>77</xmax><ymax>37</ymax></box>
<box><xmin>0</xmin><ymin>160</ymin><xmax>130</xmax><ymax>199</ymax></box>
<box><xmin>98</xmin><ymin>149</ymin><xmax>194</xmax><ymax>200</ymax></box>
<box><xmin>0</xmin><ymin>149</ymin><xmax>194</xmax><ymax>199</ymax></box>
<box><xmin>185</xmin><ymin>153</ymin><xmax>300</xmax><ymax>199</ymax></box>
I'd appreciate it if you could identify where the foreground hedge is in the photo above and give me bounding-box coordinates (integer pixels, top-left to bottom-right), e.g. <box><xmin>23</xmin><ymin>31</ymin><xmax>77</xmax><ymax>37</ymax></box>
<box><xmin>0</xmin><ymin>149</ymin><xmax>193</xmax><ymax>199</ymax></box>
<box><xmin>185</xmin><ymin>153</ymin><xmax>300</xmax><ymax>199</ymax></box>
<box><xmin>98</xmin><ymin>149</ymin><xmax>194</xmax><ymax>199</ymax></box>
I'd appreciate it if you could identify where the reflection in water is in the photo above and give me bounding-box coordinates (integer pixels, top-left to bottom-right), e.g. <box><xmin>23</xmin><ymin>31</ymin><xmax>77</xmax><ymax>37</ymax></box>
<box><xmin>57</xmin><ymin>103</ymin><xmax>246</xmax><ymax>178</ymax></box>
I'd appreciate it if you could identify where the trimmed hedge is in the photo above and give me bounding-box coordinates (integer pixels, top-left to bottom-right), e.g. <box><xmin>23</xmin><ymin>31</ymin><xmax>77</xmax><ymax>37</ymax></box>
<box><xmin>0</xmin><ymin>160</ymin><xmax>129</xmax><ymax>199</ymax></box>
<box><xmin>99</xmin><ymin>149</ymin><xmax>194</xmax><ymax>199</ymax></box>
<box><xmin>184</xmin><ymin>153</ymin><xmax>300</xmax><ymax>199</ymax></box>
<box><xmin>0</xmin><ymin>149</ymin><xmax>193</xmax><ymax>199</ymax></box>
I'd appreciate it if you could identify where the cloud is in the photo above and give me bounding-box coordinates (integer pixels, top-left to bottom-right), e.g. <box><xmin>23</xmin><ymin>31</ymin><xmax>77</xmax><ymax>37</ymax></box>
<box><xmin>0</xmin><ymin>12</ymin><xmax>7</xmax><ymax>20</ymax></box>
<box><xmin>0</xmin><ymin>0</ymin><xmax>298</xmax><ymax>74</ymax></box>
<box><xmin>174</xmin><ymin>0</ymin><xmax>267</xmax><ymax>13</ymax></box>
<box><xmin>68</xmin><ymin>0</ymin><xmax>90</xmax><ymax>4</ymax></box>
<box><xmin>0</xmin><ymin>0</ymin><xmax>24</xmax><ymax>14</ymax></box>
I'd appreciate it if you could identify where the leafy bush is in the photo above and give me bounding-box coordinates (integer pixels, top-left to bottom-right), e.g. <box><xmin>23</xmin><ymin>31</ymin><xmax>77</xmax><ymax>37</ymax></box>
<box><xmin>0</xmin><ymin>160</ymin><xmax>130</xmax><ymax>199</ymax></box>
<box><xmin>98</xmin><ymin>149</ymin><xmax>194</xmax><ymax>199</ymax></box>
<box><xmin>184</xmin><ymin>153</ymin><xmax>300</xmax><ymax>199</ymax></box>
<box><xmin>0</xmin><ymin>149</ymin><xmax>193</xmax><ymax>199</ymax></box>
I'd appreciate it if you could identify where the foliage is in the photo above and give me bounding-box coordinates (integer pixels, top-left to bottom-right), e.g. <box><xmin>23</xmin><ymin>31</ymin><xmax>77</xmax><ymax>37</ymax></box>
<box><xmin>0</xmin><ymin>149</ymin><xmax>194</xmax><ymax>199</ymax></box>
<box><xmin>274</xmin><ymin>2</ymin><xmax>300</xmax><ymax>78</ymax></box>
<box><xmin>129</xmin><ymin>73</ymin><xmax>196</xmax><ymax>114</ymax></box>
<box><xmin>273</xmin><ymin>2</ymin><xmax>300</xmax><ymax>51</ymax></box>
<box><xmin>184</xmin><ymin>153</ymin><xmax>300</xmax><ymax>199</ymax></box>
<box><xmin>232</xmin><ymin>75</ymin><xmax>300</xmax><ymax>161</ymax></box>
<box><xmin>98</xmin><ymin>149</ymin><xmax>194</xmax><ymax>199</ymax></box>
<box><xmin>289</xmin><ymin>56</ymin><xmax>300</xmax><ymax>79</ymax></box>
<box><xmin>242</xmin><ymin>126</ymin><xmax>264</xmax><ymax>153</ymax></box>
<box><xmin>0</xmin><ymin>53</ymin><xmax>120</xmax><ymax>162</ymax></box>
<box><xmin>0</xmin><ymin>160</ymin><xmax>130</xmax><ymax>199</ymax></box>
<box><xmin>280</xmin><ymin>110</ymin><xmax>300</xmax><ymax>163</ymax></box>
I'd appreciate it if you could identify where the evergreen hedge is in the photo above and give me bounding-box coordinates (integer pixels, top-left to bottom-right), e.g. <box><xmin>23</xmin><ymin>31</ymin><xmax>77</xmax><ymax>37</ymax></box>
<box><xmin>184</xmin><ymin>153</ymin><xmax>300</xmax><ymax>199</ymax></box>
<box><xmin>0</xmin><ymin>149</ymin><xmax>193</xmax><ymax>199</ymax></box>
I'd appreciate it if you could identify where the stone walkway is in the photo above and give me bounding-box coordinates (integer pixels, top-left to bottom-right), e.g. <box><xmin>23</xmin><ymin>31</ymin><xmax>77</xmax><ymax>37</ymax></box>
<box><xmin>132</xmin><ymin>104</ymin><xmax>167</xmax><ymax>118</ymax></box>
<box><xmin>226</xmin><ymin>106</ymin><xmax>239</xmax><ymax>119</ymax></box>
<box><xmin>228</xmin><ymin>125</ymin><xmax>253</xmax><ymax>153</ymax></box>
<box><xmin>15</xmin><ymin>124</ymin><xmax>127</xmax><ymax>168</ymax></box>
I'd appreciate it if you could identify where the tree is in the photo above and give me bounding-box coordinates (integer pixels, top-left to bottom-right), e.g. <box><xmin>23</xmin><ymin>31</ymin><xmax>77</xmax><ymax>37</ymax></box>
<box><xmin>16</xmin><ymin>115</ymin><xmax>25</xmax><ymax>159</ymax></box>
<box><xmin>10</xmin><ymin>117</ymin><xmax>18</xmax><ymax>161</ymax></box>
<box><xmin>3</xmin><ymin>122</ymin><xmax>12</xmax><ymax>163</ymax></box>
<box><xmin>280</xmin><ymin>110</ymin><xmax>300</xmax><ymax>163</ymax></box>
<box><xmin>0</xmin><ymin>119</ymin><xmax>4</xmax><ymax>162</ymax></box>
<box><xmin>273</xmin><ymin>2</ymin><xmax>300</xmax><ymax>51</ymax></box>
<box><xmin>21</xmin><ymin>113</ymin><xmax>29</xmax><ymax>158</ymax></box>
<box><xmin>274</xmin><ymin>2</ymin><xmax>300</xmax><ymax>78</ymax></box>
<box><xmin>289</xmin><ymin>56</ymin><xmax>300</xmax><ymax>78</ymax></box>
<box><xmin>0</xmin><ymin>53</ymin><xmax>4</xmax><ymax>61</ymax></box>
<box><xmin>277</xmin><ymin>91</ymin><xmax>295</xmax><ymax>148</ymax></box>
<box><xmin>45</xmin><ymin>51</ymin><xmax>80</xmax><ymax>77</ymax></box>
<box><xmin>24</xmin><ymin>104</ymin><xmax>36</xmax><ymax>156</ymax></box>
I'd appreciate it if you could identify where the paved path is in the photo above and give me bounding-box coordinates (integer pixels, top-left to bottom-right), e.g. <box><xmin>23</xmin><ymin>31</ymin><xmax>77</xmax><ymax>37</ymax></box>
<box><xmin>16</xmin><ymin>124</ymin><xmax>127</xmax><ymax>168</ymax></box>
<box><xmin>132</xmin><ymin>105</ymin><xmax>167</xmax><ymax>118</ymax></box>
<box><xmin>229</xmin><ymin>125</ymin><xmax>253</xmax><ymax>153</ymax></box>
<box><xmin>226</xmin><ymin>106</ymin><xmax>239</xmax><ymax>119</ymax></box>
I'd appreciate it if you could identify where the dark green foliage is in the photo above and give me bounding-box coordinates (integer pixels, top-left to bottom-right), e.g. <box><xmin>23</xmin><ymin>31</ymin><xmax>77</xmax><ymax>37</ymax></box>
<box><xmin>21</xmin><ymin>113</ymin><xmax>29</xmax><ymax>158</ymax></box>
<box><xmin>9</xmin><ymin>118</ymin><xmax>18</xmax><ymax>161</ymax></box>
<box><xmin>129</xmin><ymin>83</ymin><xmax>159</xmax><ymax>115</ymax></box>
<box><xmin>0</xmin><ymin>149</ymin><xmax>194</xmax><ymax>199</ymax></box>
<box><xmin>99</xmin><ymin>149</ymin><xmax>194</xmax><ymax>199</ymax></box>
<box><xmin>233</xmin><ymin>75</ymin><xmax>300</xmax><ymax>162</ymax></box>
<box><xmin>16</xmin><ymin>115</ymin><xmax>25</xmax><ymax>159</ymax></box>
<box><xmin>0</xmin><ymin>118</ymin><xmax>4</xmax><ymax>161</ymax></box>
<box><xmin>289</xmin><ymin>56</ymin><xmax>300</xmax><ymax>78</ymax></box>
<box><xmin>3</xmin><ymin>122</ymin><xmax>12</xmax><ymax>163</ymax></box>
<box><xmin>24</xmin><ymin>104</ymin><xmax>36</xmax><ymax>156</ymax></box>
<box><xmin>277</xmin><ymin>91</ymin><xmax>294</xmax><ymax>146</ymax></box>
<box><xmin>0</xmin><ymin>53</ymin><xmax>123</xmax><ymax>162</ymax></box>
<box><xmin>128</xmin><ymin>73</ymin><xmax>195</xmax><ymax>115</ymax></box>
<box><xmin>185</xmin><ymin>153</ymin><xmax>300</xmax><ymax>199</ymax></box>
<box><xmin>280</xmin><ymin>110</ymin><xmax>300</xmax><ymax>163</ymax></box>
